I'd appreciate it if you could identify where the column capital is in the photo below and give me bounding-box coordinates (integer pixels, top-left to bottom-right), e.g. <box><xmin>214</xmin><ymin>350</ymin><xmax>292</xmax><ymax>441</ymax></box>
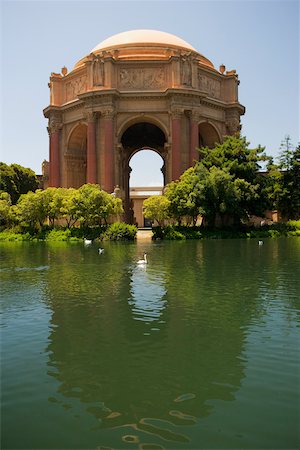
<box><xmin>101</xmin><ymin>107</ymin><xmax>115</xmax><ymax>119</ymax></box>
<box><xmin>47</xmin><ymin>111</ymin><xmax>62</xmax><ymax>135</ymax></box>
<box><xmin>170</xmin><ymin>107</ymin><xmax>183</xmax><ymax>120</ymax></box>
<box><xmin>85</xmin><ymin>110</ymin><xmax>98</xmax><ymax>122</ymax></box>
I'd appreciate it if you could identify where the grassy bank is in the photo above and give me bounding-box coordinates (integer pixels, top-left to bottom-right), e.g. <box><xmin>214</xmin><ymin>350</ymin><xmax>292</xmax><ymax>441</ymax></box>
<box><xmin>152</xmin><ymin>221</ymin><xmax>300</xmax><ymax>240</ymax></box>
<box><xmin>0</xmin><ymin>223</ymin><xmax>137</xmax><ymax>242</ymax></box>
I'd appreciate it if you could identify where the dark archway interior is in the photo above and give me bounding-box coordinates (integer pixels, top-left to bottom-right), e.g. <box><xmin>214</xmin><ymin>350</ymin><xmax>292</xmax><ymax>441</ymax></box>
<box><xmin>121</xmin><ymin>122</ymin><xmax>166</xmax><ymax>150</ymax></box>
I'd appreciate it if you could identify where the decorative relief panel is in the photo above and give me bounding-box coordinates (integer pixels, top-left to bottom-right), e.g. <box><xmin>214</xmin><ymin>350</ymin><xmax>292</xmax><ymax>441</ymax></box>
<box><xmin>66</xmin><ymin>76</ymin><xmax>87</xmax><ymax>102</ymax></box>
<box><xmin>198</xmin><ymin>71</ymin><xmax>221</xmax><ymax>98</ymax></box>
<box><xmin>118</xmin><ymin>67</ymin><xmax>165</xmax><ymax>90</ymax></box>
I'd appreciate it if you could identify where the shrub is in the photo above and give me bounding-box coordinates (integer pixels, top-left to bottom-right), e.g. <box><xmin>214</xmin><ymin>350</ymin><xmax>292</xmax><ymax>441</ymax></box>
<box><xmin>0</xmin><ymin>230</ymin><xmax>33</xmax><ymax>241</ymax></box>
<box><xmin>100</xmin><ymin>222</ymin><xmax>137</xmax><ymax>241</ymax></box>
<box><xmin>45</xmin><ymin>229</ymin><xmax>78</xmax><ymax>241</ymax></box>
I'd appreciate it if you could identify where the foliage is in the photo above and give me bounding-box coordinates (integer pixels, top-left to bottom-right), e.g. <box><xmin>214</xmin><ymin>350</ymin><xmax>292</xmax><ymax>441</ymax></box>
<box><xmin>73</xmin><ymin>184</ymin><xmax>123</xmax><ymax>226</ymax></box>
<box><xmin>14</xmin><ymin>190</ymin><xmax>49</xmax><ymax>229</ymax></box>
<box><xmin>101</xmin><ymin>222</ymin><xmax>137</xmax><ymax>241</ymax></box>
<box><xmin>143</xmin><ymin>195</ymin><xmax>170</xmax><ymax>226</ymax></box>
<box><xmin>278</xmin><ymin>144</ymin><xmax>300</xmax><ymax>219</ymax></box>
<box><xmin>0</xmin><ymin>191</ymin><xmax>12</xmax><ymax>226</ymax></box>
<box><xmin>165</xmin><ymin>166</ymin><xmax>206</xmax><ymax>225</ymax></box>
<box><xmin>198</xmin><ymin>135</ymin><xmax>270</xmax><ymax>182</ymax></box>
<box><xmin>0</xmin><ymin>162</ymin><xmax>38</xmax><ymax>204</ymax></box>
<box><xmin>45</xmin><ymin>229</ymin><xmax>80</xmax><ymax>242</ymax></box>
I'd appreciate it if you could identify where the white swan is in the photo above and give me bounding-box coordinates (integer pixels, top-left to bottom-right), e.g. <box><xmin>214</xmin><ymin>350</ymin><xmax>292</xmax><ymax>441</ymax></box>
<box><xmin>258</xmin><ymin>240</ymin><xmax>264</xmax><ymax>245</ymax></box>
<box><xmin>98</xmin><ymin>248</ymin><xmax>104</xmax><ymax>254</ymax></box>
<box><xmin>137</xmin><ymin>253</ymin><xmax>148</xmax><ymax>265</ymax></box>
<box><xmin>84</xmin><ymin>239</ymin><xmax>92</xmax><ymax>245</ymax></box>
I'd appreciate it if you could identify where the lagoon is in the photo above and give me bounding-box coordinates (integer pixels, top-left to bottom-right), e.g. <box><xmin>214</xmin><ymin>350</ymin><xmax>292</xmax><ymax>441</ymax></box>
<box><xmin>1</xmin><ymin>238</ymin><xmax>300</xmax><ymax>449</ymax></box>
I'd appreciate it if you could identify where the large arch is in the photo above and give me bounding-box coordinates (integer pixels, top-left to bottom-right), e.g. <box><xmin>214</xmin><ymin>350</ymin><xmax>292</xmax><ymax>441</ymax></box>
<box><xmin>65</xmin><ymin>124</ymin><xmax>87</xmax><ymax>188</ymax></box>
<box><xmin>198</xmin><ymin>121</ymin><xmax>221</xmax><ymax>149</ymax></box>
<box><xmin>119</xmin><ymin>121</ymin><xmax>167</xmax><ymax>223</ymax></box>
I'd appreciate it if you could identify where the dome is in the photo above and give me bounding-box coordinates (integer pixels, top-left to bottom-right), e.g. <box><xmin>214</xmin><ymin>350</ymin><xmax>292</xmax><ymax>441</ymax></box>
<box><xmin>91</xmin><ymin>29</ymin><xmax>197</xmax><ymax>53</ymax></box>
<box><xmin>73</xmin><ymin>29</ymin><xmax>214</xmax><ymax>70</ymax></box>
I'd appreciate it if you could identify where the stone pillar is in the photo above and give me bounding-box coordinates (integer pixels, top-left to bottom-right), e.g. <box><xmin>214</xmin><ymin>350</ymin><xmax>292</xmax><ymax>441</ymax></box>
<box><xmin>103</xmin><ymin>108</ymin><xmax>115</xmax><ymax>193</ymax></box>
<box><xmin>171</xmin><ymin>109</ymin><xmax>182</xmax><ymax>180</ymax></box>
<box><xmin>86</xmin><ymin>112</ymin><xmax>97</xmax><ymax>184</ymax></box>
<box><xmin>48</xmin><ymin>117</ymin><xmax>62</xmax><ymax>187</ymax></box>
<box><xmin>190</xmin><ymin>112</ymin><xmax>199</xmax><ymax>166</ymax></box>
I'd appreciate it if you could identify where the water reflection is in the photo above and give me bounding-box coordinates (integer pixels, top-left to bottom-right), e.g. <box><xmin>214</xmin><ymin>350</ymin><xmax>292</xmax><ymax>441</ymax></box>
<box><xmin>2</xmin><ymin>239</ymin><xmax>299</xmax><ymax>449</ymax></box>
<box><xmin>129</xmin><ymin>264</ymin><xmax>167</xmax><ymax>323</ymax></box>
<box><xmin>43</xmin><ymin>242</ymin><xmax>249</xmax><ymax>447</ymax></box>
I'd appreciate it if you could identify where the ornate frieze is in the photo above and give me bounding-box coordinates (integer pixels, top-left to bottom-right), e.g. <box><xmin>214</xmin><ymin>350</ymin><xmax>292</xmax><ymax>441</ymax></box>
<box><xmin>66</xmin><ymin>76</ymin><xmax>87</xmax><ymax>102</ymax></box>
<box><xmin>198</xmin><ymin>70</ymin><xmax>221</xmax><ymax>99</ymax></box>
<box><xmin>118</xmin><ymin>67</ymin><xmax>165</xmax><ymax>90</ymax></box>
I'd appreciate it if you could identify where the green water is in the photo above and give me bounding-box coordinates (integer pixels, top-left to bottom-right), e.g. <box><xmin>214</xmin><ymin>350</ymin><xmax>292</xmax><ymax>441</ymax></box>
<box><xmin>1</xmin><ymin>238</ymin><xmax>299</xmax><ymax>450</ymax></box>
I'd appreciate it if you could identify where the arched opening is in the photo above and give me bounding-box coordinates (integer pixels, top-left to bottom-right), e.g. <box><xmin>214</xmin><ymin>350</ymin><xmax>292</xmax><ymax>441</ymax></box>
<box><xmin>120</xmin><ymin>121</ymin><xmax>166</xmax><ymax>224</ymax></box>
<box><xmin>198</xmin><ymin>122</ymin><xmax>220</xmax><ymax>149</ymax></box>
<box><xmin>65</xmin><ymin>124</ymin><xmax>87</xmax><ymax>188</ymax></box>
<box><xmin>129</xmin><ymin>149</ymin><xmax>164</xmax><ymax>227</ymax></box>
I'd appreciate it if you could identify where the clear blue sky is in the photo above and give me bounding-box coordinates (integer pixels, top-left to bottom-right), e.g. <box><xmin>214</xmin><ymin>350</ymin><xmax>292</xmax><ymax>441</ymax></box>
<box><xmin>1</xmin><ymin>0</ymin><xmax>299</xmax><ymax>186</ymax></box>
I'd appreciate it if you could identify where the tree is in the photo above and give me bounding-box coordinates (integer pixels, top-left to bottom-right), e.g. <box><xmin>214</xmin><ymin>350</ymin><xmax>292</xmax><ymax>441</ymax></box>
<box><xmin>0</xmin><ymin>163</ymin><xmax>38</xmax><ymax>204</ymax></box>
<box><xmin>198</xmin><ymin>135</ymin><xmax>270</xmax><ymax>183</ymax></box>
<box><xmin>74</xmin><ymin>184</ymin><xmax>124</xmax><ymax>226</ymax></box>
<box><xmin>0</xmin><ymin>191</ymin><xmax>12</xmax><ymax>226</ymax></box>
<box><xmin>279</xmin><ymin>143</ymin><xmax>300</xmax><ymax>219</ymax></box>
<box><xmin>11</xmin><ymin>164</ymin><xmax>39</xmax><ymax>199</ymax></box>
<box><xmin>165</xmin><ymin>166</ymin><xmax>206</xmax><ymax>225</ymax></box>
<box><xmin>0</xmin><ymin>163</ymin><xmax>18</xmax><ymax>204</ymax></box>
<box><xmin>143</xmin><ymin>195</ymin><xmax>170</xmax><ymax>226</ymax></box>
<box><xmin>278</xmin><ymin>135</ymin><xmax>294</xmax><ymax>169</ymax></box>
<box><xmin>15</xmin><ymin>190</ymin><xmax>49</xmax><ymax>229</ymax></box>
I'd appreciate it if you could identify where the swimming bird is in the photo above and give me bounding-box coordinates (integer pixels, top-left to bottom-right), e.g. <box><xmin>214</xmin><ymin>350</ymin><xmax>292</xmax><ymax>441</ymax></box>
<box><xmin>98</xmin><ymin>248</ymin><xmax>104</xmax><ymax>254</ymax></box>
<box><xmin>84</xmin><ymin>239</ymin><xmax>92</xmax><ymax>245</ymax></box>
<box><xmin>137</xmin><ymin>253</ymin><xmax>148</xmax><ymax>265</ymax></box>
<box><xmin>258</xmin><ymin>240</ymin><xmax>264</xmax><ymax>245</ymax></box>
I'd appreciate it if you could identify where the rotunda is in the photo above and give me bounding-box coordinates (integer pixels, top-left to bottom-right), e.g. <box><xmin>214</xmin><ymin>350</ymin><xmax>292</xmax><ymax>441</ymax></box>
<box><xmin>43</xmin><ymin>29</ymin><xmax>245</xmax><ymax>220</ymax></box>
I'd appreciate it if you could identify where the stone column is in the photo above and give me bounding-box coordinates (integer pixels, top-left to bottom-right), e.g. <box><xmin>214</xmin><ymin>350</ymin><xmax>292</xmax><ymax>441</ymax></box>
<box><xmin>190</xmin><ymin>111</ymin><xmax>199</xmax><ymax>166</ymax></box>
<box><xmin>103</xmin><ymin>108</ymin><xmax>115</xmax><ymax>193</ymax></box>
<box><xmin>171</xmin><ymin>109</ymin><xmax>182</xmax><ymax>180</ymax></box>
<box><xmin>86</xmin><ymin>112</ymin><xmax>97</xmax><ymax>184</ymax></box>
<box><xmin>48</xmin><ymin>117</ymin><xmax>62</xmax><ymax>187</ymax></box>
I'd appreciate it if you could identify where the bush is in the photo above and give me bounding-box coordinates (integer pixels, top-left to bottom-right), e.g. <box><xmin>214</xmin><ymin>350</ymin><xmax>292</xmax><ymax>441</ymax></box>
<box><xmin>100</xmin><ymin>222</ymin><xmax>137</xmax><ymax>241</ymax></box>
<box><xmin>0</xmin><ymin>230</ymin><xmax>33</xmax><ymax>241</ymax></box>
<box><xmin>46</xmin><ymin>229</ymin><xmax>72</xmax><ymax>241</ymax></box>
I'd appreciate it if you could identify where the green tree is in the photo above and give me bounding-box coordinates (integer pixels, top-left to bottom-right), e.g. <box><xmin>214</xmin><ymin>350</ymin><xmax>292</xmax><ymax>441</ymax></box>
<box><xmin>0</xmin><ymin>191</ymin><xmax>12</xmax><ymax>226</ymax></box>
<box><xmin>279</xmin><ymin>144</ymin><xmax>300</xmax><ymax>219</ymax></box>
<box><xmin>143</xmin><ymin>195</ymin><xmax>170</xmax><ymax>226</ymax></box>
<box><xmin>74</xmin><ymin>184</ymin><xmax>124</xmax><ymax>226</ymax></box>
<box><xmin>15</xmin><ymin>190</ymin><xmax>49</xmax><ymax>229</ymax></box>
<box><xmin>11</xmin><ymin>164</ymin><xmax>39</xmax><ymax>199</ymax></box>
<box><xmin>0</xmin><ymin>163</ymin><xmax>18</xmax><ymax>204</ymax></box>
<box><xmin>165</xmin><ymin>166</ymin><xmax>206</xmax><ymax>225</ymax></box>
<box><xmin>0</xmin><ymin>162</ymin><xmax>38</xmax><ymax>203</ymax></box>
<box><xmin>198</xmin><ymin>135</ymin><xmax>270</xmax><ymax>183</ymax></box>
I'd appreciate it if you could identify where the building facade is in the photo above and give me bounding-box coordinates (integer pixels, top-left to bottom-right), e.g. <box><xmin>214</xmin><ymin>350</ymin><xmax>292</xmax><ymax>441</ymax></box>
<box><xmin>43</xmin><ymin>29</ymin><xmax>245</xmax><ymax>220</ymax></box>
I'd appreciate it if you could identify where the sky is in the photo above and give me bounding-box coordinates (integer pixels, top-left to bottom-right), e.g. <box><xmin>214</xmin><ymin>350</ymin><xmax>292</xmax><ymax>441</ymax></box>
<box><xmin>0</xmin><ymin>0</ymin><xmax>299</xmax><ymax>186</ymax></box>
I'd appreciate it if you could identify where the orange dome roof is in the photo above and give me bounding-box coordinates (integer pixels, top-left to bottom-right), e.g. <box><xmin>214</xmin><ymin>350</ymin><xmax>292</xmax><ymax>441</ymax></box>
<box><xmin>73</xmin><ymin>29</ymin><xmax>214</xmax><ymax>70</ymax></box>
<box><xmin>91</xmin><ymin>29</ymin><xmax>197</xmax><ymax>53</ymax></box>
